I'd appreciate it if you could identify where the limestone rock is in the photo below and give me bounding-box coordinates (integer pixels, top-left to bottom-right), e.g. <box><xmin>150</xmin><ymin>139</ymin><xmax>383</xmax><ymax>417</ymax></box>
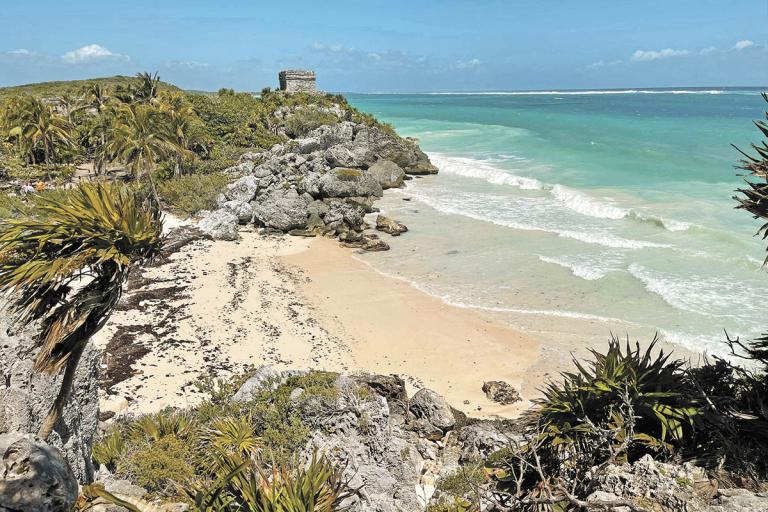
<box><xmin>352</xmin><ymin>127</ymin><xmax>438</xmax><ymax>175</ymax></box>
<box><xmin>224</xmin><ymin>175</ymin><xmax>260</xmax><ymax>203</ymax></box>
<box><xmin>252</xmin><ymin>190</ymin><xmax>310</xmax><ymax>232</ymax></box>
<box><xmin>375</xmin><ymin>215</ymin><xmax>408</xmax><ymax>236</ymax></box>
<box><xmin>409</xmin><ymin>388</ymin><xmax>456</xmax><ymax>432</ymax></box>
<box><xmin>706</xmin><ymin>489</ymin><xmax>768</xmax><ymax>512</ymax></box>
<box><xmin>367</xmin><ymin>159</ymin><xmax>406</xmax><ymax>189</ymax></box>
<box><xmin>588</xmin><ymin>454</ymin><xmax>711</xmax><ymax>511</ymax></box>
<box><xmin>197</xmin><ymin>209</ymin><xmax>239</xmax><ymax>241</ymax></box>
<box><xmin>317</xmin><ymin>168</ymin><xmax>383</xmax><ymax>199</ymax></box>
<box><xmin>222</xmin><ymin>160</ymin><xmax>255</xmax><ymax>176</ymax></box>
<box><xmin>221</xmin><ymin>200</ymin><xmax>253</xmax><ymax>224</ymax></box>
<box><xmin>0</xmin><ymin>433</ymin><xmax>78</xmax><ymax>512</ymax></box>
<box><xmin>0</xmin><ymin>317</ymin><xmax>99</xmax><ymax>483</ymax></box>
<box><xmin>233</xmin><ymin>365</ymin><xmax>306</xmax><ymax>402</ymax></box>
<box><xmin>457</xmin><ymin>422</ymin><xmax>515</xmax><ymax>463</ymax></box>
<box><xmin>481</xmin><ymin>380</ymin><xmax>521</xmax><ymax>405</ymax></box>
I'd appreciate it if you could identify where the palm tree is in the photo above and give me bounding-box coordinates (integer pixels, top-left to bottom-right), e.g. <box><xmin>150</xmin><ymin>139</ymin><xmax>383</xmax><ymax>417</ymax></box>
<box><xmin>7</xmin><ymin>96</ymin><xmax>73</xmax><ymax>165</ymax></box>
<box><xmin>157</xmin><ymin>92</ymin><xmax>205</xmax><ymax>175</ymax></box>
<box><xmin>107</xmin><ymin>103</ymin><xmax>175</xmax><ymax>202</ymax></box>
<box><xmin>133</xmin><ymin>72</ymin><xmax>161</xmax><ymax>104</ymax></box>
<box><xmin>82</xmin><ymin>84</ymin><xmax>116</xmax><ymax>175</ymax></box>
<box><xmin>0</xmin><ymin>182</ymin><xmax>163</xmax><ymax>439</ymax></box>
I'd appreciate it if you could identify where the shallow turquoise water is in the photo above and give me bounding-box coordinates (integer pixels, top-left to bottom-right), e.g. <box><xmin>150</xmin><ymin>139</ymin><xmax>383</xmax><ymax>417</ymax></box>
<box><xmin>347</xmin><ymin>90</ymin><xmax>768</xmax><ymax>355</ymax></box>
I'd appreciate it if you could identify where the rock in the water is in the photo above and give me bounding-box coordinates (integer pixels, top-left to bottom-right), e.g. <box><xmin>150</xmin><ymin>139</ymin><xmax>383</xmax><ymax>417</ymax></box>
<box><xmin>352</xmin><ymin>127</ymin><xmax>438</xmax><ymax>175</ymax></box>
<box><xmin>340</xmin><ymin>233</ymin><xmax>390</xmax><ymax>252</ymax></box>
<box><xmin>0</xmin><ymin>433</ymin><xmax>78</xmax><ymax>512</ymax></box>
<box><xmin>252</xmin><ymin>190</ymin><xmax>310</xmax><ymax>231</ymax></box>
<box><xmin>375</xmin><ymin>215</ymin><xmax>408</xmax><ymax>236</ymax></box>
<box><xmin>481</xmin><ymin>380</ymin><xmax>521</xmax><ymax>405</ymax></box>
<box><xmin>409</xmin><ymin>388</ymin><xmax>456</xmax><ymax>432</ymax></box>
<box><xmin>197</xmin><ymin>209</ymin><xmax>239</xmax><ymax>240</ymax></box>
<box><xmin>0</xmin><ymin>317</ymin><xmax>99</xmax><ymax>483</ymax></box>
<box><xmin>221</xmin><ymin>200</ymin><xmax>254</xmax><ymax>224</ymax></box>
<box><xmin>317</xmin><ymin>168</ymin><xmax>383</xmax><ymax>199</ymax></box>
<box><xmin>367</xmin><ymin>159</ymin><xmax>406</xmax><ymax>189</ymax></box>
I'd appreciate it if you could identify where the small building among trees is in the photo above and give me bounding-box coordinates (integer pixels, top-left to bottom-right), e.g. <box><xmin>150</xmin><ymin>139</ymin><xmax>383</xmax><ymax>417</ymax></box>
<box><xmin>278</xmin><ymin>69</ymin><xmax>317</xmax><ymax>93</ymax></box>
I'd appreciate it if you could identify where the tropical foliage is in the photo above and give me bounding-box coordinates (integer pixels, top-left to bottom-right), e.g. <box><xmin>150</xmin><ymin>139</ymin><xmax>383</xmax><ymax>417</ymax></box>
<box><xmin>0</xmin><ymin>182</ymin><xmax>163</xmax><ymax>438</ymax></box>
<box><xmin>88</xmin><ymin>371</ymin><xmax>352</xmax><ymax>510</ymax></box>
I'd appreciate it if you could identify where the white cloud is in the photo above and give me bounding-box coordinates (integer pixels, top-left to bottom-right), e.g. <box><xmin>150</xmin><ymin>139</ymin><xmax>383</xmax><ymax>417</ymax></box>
<box><xmin>453</xmin><ymin>58</ymin><xmax>482</xmax><ymax>70</ymax></box>
<box><xmin>734</xmin><ymin>40</ymin><xmax>756</xmax><ymax>51</ymax></box>
<box><xmin>630</xmin><ymin>48</ymin><xmax>690</xmax><ymax>62</ymax></box>
<box><xmin>700</xmin><ymin>46</ymin><xmax>718</xmax><ymax>55</ymax></box>
<box><xmin>311</xmin><ymin>42</ymin><xmax>352</xmax><ymax>54</ymax></box>
<box><xmin>8</xmin><ymin>48</ymin><xmax>32</xmax><ymax>55</ymax></box>
<box><xmin>61</xmin><ymin>44</ymin><xmax>127</xmax><ymax>63</ymax></box>
<box><xmin>587</xmin><ymin>59</ymin><xmax>622</xmax><ymax>69</ymax></box>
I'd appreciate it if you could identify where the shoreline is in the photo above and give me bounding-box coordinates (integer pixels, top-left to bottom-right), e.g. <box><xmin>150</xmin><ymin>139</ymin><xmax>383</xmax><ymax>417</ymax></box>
<box><xmin>94</xmin><ymin>216</ymin><xmax>698</xmax><ymax>420</ymax></box>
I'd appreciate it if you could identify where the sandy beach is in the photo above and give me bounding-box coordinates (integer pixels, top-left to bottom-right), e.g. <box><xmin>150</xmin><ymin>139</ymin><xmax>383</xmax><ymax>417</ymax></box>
<box><xmin>94</xmin><ymin>219</ymin><xmax>548</xmax><ymax>418</ymax></box>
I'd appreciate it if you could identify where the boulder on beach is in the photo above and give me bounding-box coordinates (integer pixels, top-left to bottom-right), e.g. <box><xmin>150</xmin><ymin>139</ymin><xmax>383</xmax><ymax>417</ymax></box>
<box><xmin>367</xmin><ymin>159</ymin><xmax>406</xmax><ymax>189</ymax></box>
<box><xmin>376</xmin><ymin>215</ymin><xmax>408</xmax><ymax>236</ymax></box>
<box><xmin>197</xmin><ymin>209</ymin><xmax>239</xmax><ymax>240</ymax></box>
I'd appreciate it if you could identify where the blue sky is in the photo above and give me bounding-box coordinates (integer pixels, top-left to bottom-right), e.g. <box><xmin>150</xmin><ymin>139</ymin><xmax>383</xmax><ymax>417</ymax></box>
<box><xmin>1</xmin><ymin>0</ymin><xmax>766</xmax><ymax>92</ymax></box>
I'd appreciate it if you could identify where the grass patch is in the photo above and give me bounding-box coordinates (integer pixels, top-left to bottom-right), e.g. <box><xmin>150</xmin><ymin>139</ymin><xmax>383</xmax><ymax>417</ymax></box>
<box><xmin>157</xmin><ymin>173</ymin><xmax>229</xmax><ymax>215</ymax></box>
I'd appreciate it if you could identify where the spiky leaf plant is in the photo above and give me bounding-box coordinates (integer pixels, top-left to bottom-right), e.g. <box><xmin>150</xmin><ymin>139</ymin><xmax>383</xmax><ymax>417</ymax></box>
<box><xmin>0</xmin><ymin>182</ymin><xmax>163</xmax><ymax>439</ymax></box>
<box><xmin>533</xmin><ymin>335</ymin><xmax>698</xmax><ymax>458</ymax></box>
<box><xmin>734</xmin><ymin>92</ymin><xmax>768</xmax><ymax>265</ymax></box>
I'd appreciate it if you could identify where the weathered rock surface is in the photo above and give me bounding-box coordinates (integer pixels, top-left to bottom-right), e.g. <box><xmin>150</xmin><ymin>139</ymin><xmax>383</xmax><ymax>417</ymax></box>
<box><xmin>0</xmin><ymin>316</ymin><xmax>99</xmax><ymax>483</ymax></box>
<box><xmin>197</xmin><ymin>209</ymin><xmax>239</xmax><ymax>241</ymax></box>
<box><xmin>375</xmin><ymin>215</ymin><xmax>408</xmax><ymax>236</ymax></box>
<box><xmin>317</xmin><ymin>168</ymin><xmax>383</xmax><ymax>199</ymax></box>
<box><xmin>409</xmin><ymin>388</ymin><xmax>457</xmax><ymax>432</ymax></box>
<box><xmin>0</xmin><ymin>433</ymin><xmax>78</xmax><ymax>512</ymax></box>
<box><xmin>221</xmin><ymin>200</ymin><xmax>253</xmax><ymax>224</ymax></box>
<box><xmin>367</xmin><ymin>159</ymin><xmax>406</xmax><ymax>189</ymax></box>
<box><xmin>251</xmin><ymin>189</ymin><xmax>311</xmax><ymax>232</ymax></box>
<box><xmin>482</xmin><ymin>380</ymin><xmax>521</xmax><ymax>405</ymax></box>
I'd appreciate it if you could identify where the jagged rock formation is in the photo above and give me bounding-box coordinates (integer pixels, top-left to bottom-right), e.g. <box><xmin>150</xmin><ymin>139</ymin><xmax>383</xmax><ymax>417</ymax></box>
<box><xmin>198</xmin><ymin>116</ymin><xmax>437</xmax><ymax>248</ymax></box>
<box><xmin>0</xmin><ymin>315</ymin><xmax>99</xmax><ymax>483</ymax></box>
<box><xmin>0</xmin><ymin>433</ymin><xmax>78</xmax><ymax>512</ymax></box>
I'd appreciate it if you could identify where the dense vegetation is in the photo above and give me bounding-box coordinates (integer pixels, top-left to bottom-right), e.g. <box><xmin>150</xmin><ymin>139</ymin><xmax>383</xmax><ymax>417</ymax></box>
<box><xmin>0</xmin><ymin>73</ymin><xmax>393</xmax><ymax>215</ymax></box>
<box><xmin>85</xmin><ymin>372</ymin><xmax>352</xmax><ymax>511</ymax></box>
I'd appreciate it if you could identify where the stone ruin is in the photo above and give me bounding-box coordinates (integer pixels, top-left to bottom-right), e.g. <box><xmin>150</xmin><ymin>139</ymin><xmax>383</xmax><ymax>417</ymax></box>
<box><xmin>278</xmin><ymin>69</ymin><xmax>317</xmax><ymax>93</ymax></box>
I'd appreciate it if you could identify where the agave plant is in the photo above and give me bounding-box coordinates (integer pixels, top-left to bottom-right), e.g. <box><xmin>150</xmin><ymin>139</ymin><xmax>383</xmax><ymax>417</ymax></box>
<box><xmin>533</xmin><ymin>335</ymin><xmax>699</xmax><ymax>458</ymax></box>
<box><xmin>734</xmin><ymin>92</ymin><xmax>768</xmax><ymax>265</ymax></box>
<box><xmin>0</xmin><ymin>182</ymin><xmax>163</xmax><ymax>439</ymax></box>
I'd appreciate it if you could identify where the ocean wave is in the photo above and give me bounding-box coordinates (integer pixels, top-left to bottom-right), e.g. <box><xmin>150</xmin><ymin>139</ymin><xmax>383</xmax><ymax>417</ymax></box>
<box><xmin>350</xmin><ymin>253</ymin><xmax>629</xmax><ymax>323</ymax></box>
<box><xmin>429</xmin><ymin>152</ymin><xmax>692</xmax><ymax>232</ymax></box>
<box><xmin>627</xmin><ymin>263</ymin><xmax>768</xmax><ymax>320</ymax></box>
<box><xmin>429</xmin><ymin>153</ymin><xmax>543</xmax><ymax>190</ymax></box>
<box><xmin>537</xmin><ymin>255</ymin><xmax>610</xmax><ymax>280</ymax></box>
<box><xmin>400</xmin><ymin>187</ymin><xmax>670</xmax><ymax>250</ymax></box>
<box><xmin>550</xmin><ymin>184</ymin><xmax>627</xmax><ymax>219</ymax></box>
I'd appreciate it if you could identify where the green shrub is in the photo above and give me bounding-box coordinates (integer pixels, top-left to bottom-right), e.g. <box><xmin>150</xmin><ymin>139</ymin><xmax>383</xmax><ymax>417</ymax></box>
<box><xmin>157</xmin><ymin>173</ymin><xmax>229</xmax><ymax>215</ymax></box>
<box><xmin>533</xmin><ymin>335</ymin><xmax>698</xmax><ymax>458</ymax></box>
<box><xmin>91</xmin><ymin>429</ymin><xmax>125</xmax><ymax>472</ymax></box>
<box><xmin>116</xmin><ymin>435</ymin><xmax>196</xmax><ymax>497</ymax></box>
<box><xmin>282</xmin><ymin>109</ymin><xmax>339</xmax><ymax>138</ymax></box>
<box><xmin>334</xmin><ymin>168</ymin><xmax>362</xmax><ymax>181</ymax></box>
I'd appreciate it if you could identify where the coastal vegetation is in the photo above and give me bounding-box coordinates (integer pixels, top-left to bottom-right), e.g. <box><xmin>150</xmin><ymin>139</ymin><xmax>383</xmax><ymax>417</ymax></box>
<box><xmin>0</xmin><ymin>183</ymin><xmax>163</xmax><ymax>440</ymax></box>
<box><xmin>0</xmin><ymin>72</ymin><xmax>395</xmax><ymax>214</ymax></box>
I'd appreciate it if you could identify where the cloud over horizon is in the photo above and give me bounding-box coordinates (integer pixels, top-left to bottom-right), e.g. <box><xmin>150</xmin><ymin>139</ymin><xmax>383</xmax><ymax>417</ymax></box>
<box><xmin>61</xmin><ymin>44</ymin><xmax>128</xmax><ymax>64</ymax></box>
<box><xmin>630</xmin><ymin>48</ymin><xmax>690</xmax><ymax>62</ymax></box>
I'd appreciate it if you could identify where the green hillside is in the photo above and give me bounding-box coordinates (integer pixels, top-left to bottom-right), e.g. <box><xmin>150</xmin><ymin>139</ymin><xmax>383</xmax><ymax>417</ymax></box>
<box><xmin>0</xmin><ymin>75</ymin><xmax>181</xmax><ymax>100</ymax></box>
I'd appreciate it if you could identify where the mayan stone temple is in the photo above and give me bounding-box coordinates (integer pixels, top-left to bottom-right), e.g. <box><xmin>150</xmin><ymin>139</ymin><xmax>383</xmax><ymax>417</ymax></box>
<box><xmin>278</xmin><ymin>69</ymin><xmax>317</xmax><ymax>93</ymax></box>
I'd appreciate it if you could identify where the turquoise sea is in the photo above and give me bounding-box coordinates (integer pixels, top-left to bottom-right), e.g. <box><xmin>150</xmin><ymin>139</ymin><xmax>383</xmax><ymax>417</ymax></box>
<box><xmin>347</xmin><ymin>89</ymin><xmax>768</xmax><ymax>356</ymax></box>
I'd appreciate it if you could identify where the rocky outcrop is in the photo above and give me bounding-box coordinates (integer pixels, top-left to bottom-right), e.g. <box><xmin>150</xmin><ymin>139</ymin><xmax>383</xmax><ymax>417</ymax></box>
<box><xmin>409</xmin><ymin>388</ymin><xmax>457</xmax><ymax>432</ymax></box>
<box><xmin>197</xmin><ymin>209</ymin><xmax>239</xmax><ymax>240</ymax></box>
<box><xmin>0</xmin><ymin>316</ymin><xmax>99</xmax><ymax>484</ymax></box>
<box><xmin>205</xmin><ymin>107</ymin><xmax>438</xmax><ymax>251</ymax></box>
<box><xmin>376</xmin><ymin>215</ymin><xmax>408</xmax><ymax>236</ymax></box>
<box><xmin>0</xmin><ymin>433</ymin><xmax>78</xmax><ymax>512</ymax></box>
<box><xmin>482</xmin><ymin>380</ymin><xmax>521</xmax><ymax>405</ymax></box>
<box><xmin>367</xmin><ymin>159</ymin><xmax>406</xmax><ymax>189</ymax></box>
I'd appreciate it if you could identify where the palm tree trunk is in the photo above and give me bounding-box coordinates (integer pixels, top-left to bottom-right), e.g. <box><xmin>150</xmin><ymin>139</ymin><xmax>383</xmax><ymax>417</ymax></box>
<box><xmin>145</xmin><ymin>166</ymin><xmax>162</xmax><ymax>207</ymax></box>
<box><xmin>38</xmin><ymin>341</ymin><xmax>86</xmax><ymax>440</ymax></box>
